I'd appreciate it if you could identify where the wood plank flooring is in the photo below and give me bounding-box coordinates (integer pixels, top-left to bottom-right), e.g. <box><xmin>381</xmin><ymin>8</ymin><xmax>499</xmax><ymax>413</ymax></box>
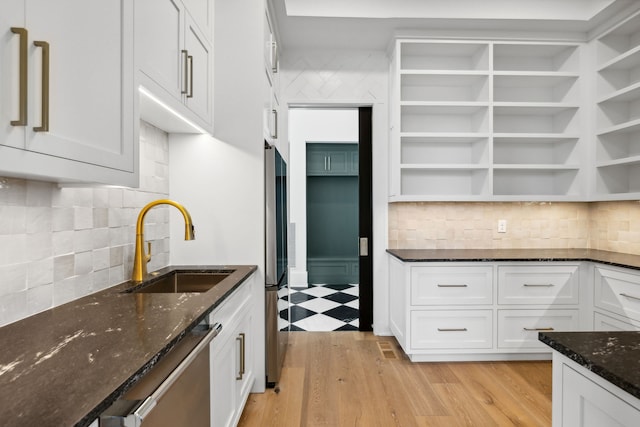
<box><xmin>238</xmin><ymin>332</ymin><xmax>552</xmax><ymax>427</ymax></box>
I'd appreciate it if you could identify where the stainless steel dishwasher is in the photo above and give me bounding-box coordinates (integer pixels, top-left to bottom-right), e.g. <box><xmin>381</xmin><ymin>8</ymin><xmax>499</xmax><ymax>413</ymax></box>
<box><xmin>100</xmin><ymin>322</ymin><xmax>222</xmax><ymax>427</ymax></box>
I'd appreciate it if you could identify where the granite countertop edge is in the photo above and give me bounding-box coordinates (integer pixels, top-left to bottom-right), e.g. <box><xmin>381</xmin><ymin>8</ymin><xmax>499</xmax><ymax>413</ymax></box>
<box><xmin>386</xmin><ymin>248</ymin><xmax>640</xmax><ymax>270</ymax></box>
<box><xmin>539</xmin><ymin>331</ymin><xmax>640</xmax><ymax>400</ymax></box>
<box><xmin>0</xmin><ymin>264</ymin><xmax>257</xmax><ymax>427</ymax></box>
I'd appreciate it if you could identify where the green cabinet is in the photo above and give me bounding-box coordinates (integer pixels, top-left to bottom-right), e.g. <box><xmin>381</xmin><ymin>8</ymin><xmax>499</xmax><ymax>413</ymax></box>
<box><xmin>306</xmin><ymin>143</ymin><xmax>358</xmax><ymax>176</ymax></box>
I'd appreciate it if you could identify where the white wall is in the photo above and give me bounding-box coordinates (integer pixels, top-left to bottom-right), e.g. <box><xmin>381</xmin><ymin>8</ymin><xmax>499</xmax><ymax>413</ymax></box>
<box><xmin>169</xmin><ymin>0</ymin><xmax>267</xmax><ymax>392</ymax></box>
<box><xmin>280</xmin><ymin>48</ymin><xmax>391</xmax><ymax>334</ymax></box>
<box><xmin>288</xmin><ymin>108</ymin><xmax>359</xmax><ymax>287</ymax></box>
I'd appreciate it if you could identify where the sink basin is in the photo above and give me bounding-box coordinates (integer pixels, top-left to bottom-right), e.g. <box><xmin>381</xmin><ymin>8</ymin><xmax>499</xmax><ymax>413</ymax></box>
<box><xmin>125</xmin><ymin>270</ymin><xmax>235</xmax><ymax>293</ymax></box>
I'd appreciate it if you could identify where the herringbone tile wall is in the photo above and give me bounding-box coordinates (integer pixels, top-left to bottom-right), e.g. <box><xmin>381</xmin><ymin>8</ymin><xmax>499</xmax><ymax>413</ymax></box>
<box><xmin>280</xmin><ymin>49</ymin><xmax>388</xmax><ymax>102</ymax></box>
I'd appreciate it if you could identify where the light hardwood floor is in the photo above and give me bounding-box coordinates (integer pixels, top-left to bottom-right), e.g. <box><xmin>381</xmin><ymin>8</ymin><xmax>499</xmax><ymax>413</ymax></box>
<box><xmin>238</xmin><ymin>332</ymin><xmax>552</xmax><ymax>427</ymax></box>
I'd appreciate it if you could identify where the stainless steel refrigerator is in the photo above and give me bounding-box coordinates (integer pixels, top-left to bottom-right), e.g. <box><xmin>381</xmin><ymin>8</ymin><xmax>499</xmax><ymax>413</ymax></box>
<box><xmin>265</xmin><ymin>143</ymin><xmax>288</xmax><ymax>387</ymax></box>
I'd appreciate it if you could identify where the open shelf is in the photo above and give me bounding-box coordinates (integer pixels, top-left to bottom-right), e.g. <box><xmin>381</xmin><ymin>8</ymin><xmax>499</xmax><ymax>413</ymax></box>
<box><xmin>595</xmin><ymin>162</ymin><xmax>640</xmax><ymax>195</ymax></box>
<box><xmin>493</xmin><ymin>137</ymin><xmax>579</xmax><ymax>165</ymax></box>
<box><xmin>400</xmin><ymin>42</ymin><xmax>489</xmax><ymax>71</ymax></box>
<box><xmin>494</xmin><ymin>44</ymin><xmax>579</xmax><ymax>72</ymax></box>
<box><xmin>401</xmin><ymin>168</ymin><xmax>489</xmax><ymax>197</ymax></box>
<box><xmin>596</xmin><ymin>129</ymin><xmax>640</xmax><ymax>162</ymax></box>
<box><xmin>401</xmin><ymin>73</ymin><xmax>489</xmax><ymax>102</ymax></box>
<box><xmin>493</xmin><ymin>169</ymin><xmax>580</xmax><ymax>196</ymax></box>
<box><xmin>597</xmin><ymin>13</ymin><xmax>640</xmax><ymax>65</ymax></box>
<box><xmin>392</xmin><ymin>39</ymin><xmax>584</xmax><ymax>201</ymax></box>
<box><xmin>401</xmin><ymin>105</ymin><xmax>489</xmax><ymax>133</ymax></box>
<box><xmin>493</xmin><ymin>106</ymin><xmax>579</xmax><ymax>134</ymax></box>
<box><xmin>493</xmin><ymin>74</ymin><xmax>579</xmax><ymax>103</ymax></box>
<box><xmin>400</xmin><ymin>136</ymin><xmax>489</xmax><ymax>165</ymax></box>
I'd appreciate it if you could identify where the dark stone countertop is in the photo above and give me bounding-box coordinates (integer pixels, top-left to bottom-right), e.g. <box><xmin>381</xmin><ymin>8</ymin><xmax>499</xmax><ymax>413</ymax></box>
<box><xmin>0</xmin><ymin>264</ymin><xmax>257</xmax><ymax>427</ymax></box>
<box><xmin>539</xmin><ymin>331</ymin><xmax>640</xmax><ymax>400</ymax></box>
<box><xmin>386</xmin><ymin>248</ymin><xmax>640</xmax><ymax>270</ymax></box>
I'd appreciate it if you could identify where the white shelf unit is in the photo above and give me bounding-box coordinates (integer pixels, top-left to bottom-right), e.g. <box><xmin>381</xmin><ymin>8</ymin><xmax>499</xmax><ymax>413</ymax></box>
<box><xmin>391</xmin><ymin>40</ymin><xmax>584</xmax><ymax>201</ymax></box>
<box><xmin>594</xmin><ymin>11</ymin><xmax>640</xmax><ymax>199</ymax></box>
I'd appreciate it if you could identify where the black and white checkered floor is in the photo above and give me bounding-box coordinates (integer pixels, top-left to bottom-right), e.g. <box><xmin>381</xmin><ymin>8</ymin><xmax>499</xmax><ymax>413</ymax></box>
<box><xmin>282</xmin><ymin>284</ymin><xmax>359</xmax><ymax>331</ymax></box>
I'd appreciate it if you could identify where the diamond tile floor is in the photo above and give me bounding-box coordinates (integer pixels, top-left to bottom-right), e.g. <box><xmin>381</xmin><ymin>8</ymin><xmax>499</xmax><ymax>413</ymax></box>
<box><xmin>282</xmin><ymin>284</ymin><xmax>359</xmax><ymax>331</ymax></box>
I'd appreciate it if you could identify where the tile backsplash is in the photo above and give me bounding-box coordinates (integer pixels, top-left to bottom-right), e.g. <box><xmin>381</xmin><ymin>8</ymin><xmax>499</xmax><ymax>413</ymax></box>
<box><xmin>389</xmin><ymin>201</ymin><xmax>640</xmax><ymax>254</ymax></box>
<box><xmin>0</xmin><ymin>121</ymin><xmax>170</xmax><ymax>326</ymax></box>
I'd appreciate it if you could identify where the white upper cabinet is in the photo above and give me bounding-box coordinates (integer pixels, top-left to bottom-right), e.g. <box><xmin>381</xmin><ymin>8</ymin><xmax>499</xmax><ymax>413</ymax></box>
<box><xmin>136</xmin><ymin>0</ymin><xmax>213</xmax><ymax>133</ymax></box>
<box><xmin>0</xmin><ymin>0</ymin><xmax>137</xmax><ymax>186</ymax></box>
<box><xmin>390</xmin><ymin>39</ymin><xmax>585</xmax><ymax>201</ymax></box>
<box><xmin>594</xmin><ymin>10</ymin><xmax>640</xmax><ymax>200</ymax></box>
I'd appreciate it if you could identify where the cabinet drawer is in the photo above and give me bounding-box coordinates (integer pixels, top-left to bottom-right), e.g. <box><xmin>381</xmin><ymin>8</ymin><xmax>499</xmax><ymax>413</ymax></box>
<box><xmin>595</xmin><ymin>267</ymin><xmax>640</xmax><ymax>322</ymax></box>
<box><xmin>594</xmin><ymin>312</ymin><xmax>640</xmax><ymax>331</ymax></box>
<box><xmin>410</xmin><ymin>310</ymin><xmax>493</xmax><ymax>349</ymax></box>
<box><xmin>497</xmin><ymin>309</ymin><xmax>579</xmax><ymax>348</ymax></box>
<box><xmin>411</xmin><ymin>266</ymin><xmax>493</xmax><ymax>305</ymax></box>
<box><xmin>498</xmin><ymin>265</ymin><xmax>579</xmax><ymax>305</ymax></box>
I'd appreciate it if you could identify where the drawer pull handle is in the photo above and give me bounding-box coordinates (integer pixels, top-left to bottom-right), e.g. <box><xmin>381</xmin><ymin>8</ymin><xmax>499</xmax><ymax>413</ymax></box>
<box><xmin>437</xmin><ymin>328</ymin><xmax>467</xmax><ymax>332</ymax></box>
<box><xmin>523</xmin><ymin>284</ymin><xmax>554</xmax><ymax>287</ymax></box>
<box><xmin>437</xmin><ymin>284</ymin><xmax>468</xmax><ymax>288</ymax></box>
<box><xmin>620</xmin><ymin>293</ymin><xmax>640</xmax><ymax>302</ymax></box>
<box><xmin>10</xmin><ymin>27</ymin><xmax>28</xmax><ymax>126</ymax></box>
<box><xmin>523</xmin><ymin>327</ymin><xmax>555</xmax><ymax>331</ymax></box>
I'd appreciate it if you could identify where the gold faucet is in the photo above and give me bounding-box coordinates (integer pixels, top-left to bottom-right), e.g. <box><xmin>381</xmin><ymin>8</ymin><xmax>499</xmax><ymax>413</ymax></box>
<box><xmin>131</xmin><ymin>199</ymin><xmax>195</xmax><ymax>283</ymax></box>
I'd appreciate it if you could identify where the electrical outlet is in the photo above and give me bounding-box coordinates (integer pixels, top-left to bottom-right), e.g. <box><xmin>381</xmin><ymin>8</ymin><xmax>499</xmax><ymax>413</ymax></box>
<box><xmin>498</xmin><ymin>219</ymin><xmax>507</xmax><ymax>233</ymax></box>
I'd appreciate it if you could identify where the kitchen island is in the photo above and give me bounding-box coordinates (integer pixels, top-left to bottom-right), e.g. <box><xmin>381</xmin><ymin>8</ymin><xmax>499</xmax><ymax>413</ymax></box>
<box><xmin>0</xmin><ymin>265</ymin><xmax>256</xmax><ymax>426</ymax></box>
<box><xmin>539</xmin><ymin>331</ymin><xmax>640</xmax><ymax>426</ymax></box>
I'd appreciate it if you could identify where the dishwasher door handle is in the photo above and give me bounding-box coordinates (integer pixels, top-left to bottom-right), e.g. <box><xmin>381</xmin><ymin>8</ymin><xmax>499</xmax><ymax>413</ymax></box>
<box><xmin>130</xmin><ymin>322</ymin><xmax>223</xmax><ymax>426</ymax></box>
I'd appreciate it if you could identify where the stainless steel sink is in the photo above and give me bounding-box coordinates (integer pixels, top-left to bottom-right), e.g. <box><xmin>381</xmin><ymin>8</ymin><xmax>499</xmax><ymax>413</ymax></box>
<box><xmin>125</xmin><ymin>270</ymin><xmax>235</xmax><ymax>293</ymax></box>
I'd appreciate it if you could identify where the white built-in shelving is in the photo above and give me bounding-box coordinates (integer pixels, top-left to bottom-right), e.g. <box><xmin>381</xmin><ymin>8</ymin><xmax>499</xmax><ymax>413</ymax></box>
<box><xmin>594</xmin><ymin>11</ymin><xmax>640</xmax><ymax>199</ymax></box>
<box><xmin>390</xmin><ymin>39</ymin><xmax>584</xmax><ymax>201</ymax></box>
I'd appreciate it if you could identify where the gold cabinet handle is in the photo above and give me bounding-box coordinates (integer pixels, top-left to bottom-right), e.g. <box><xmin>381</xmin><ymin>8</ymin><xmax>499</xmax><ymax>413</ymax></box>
<box><xmin>181</xmin><ymin>49</ymin><xmax>188</xmax><ymax>95</ymax></box>
<box><xmin>33</xmin><ymin>40</ymin><xmax>49</xmax><ymax>132</ymax></box>
<box><xmin>236</xmin><ymin>332</ymin><xmax>246</xmax><ymax>380</ymax></box>
<box><xmin>187</xmin><ymin>54</ymin><xmax>194</xmax><ymax>98</ymax></box>
<box><xmin>523</xmin><ymin>327</ymin><xmax>555</xmax><ymax>331</ymax></box>
<box><xmin>271</xmin><ymin>109</ymin><xmax>277</xmax><ymax>139</ymax></box>
<box><xmin>10</xmin><ymin>28</ymin><xmax>28</xmax><ymax>126</ymax></box>
<box><xmin>271</xmin><ymin>41</ymin><xmax>278</xmax><ymax>73</ymax></box>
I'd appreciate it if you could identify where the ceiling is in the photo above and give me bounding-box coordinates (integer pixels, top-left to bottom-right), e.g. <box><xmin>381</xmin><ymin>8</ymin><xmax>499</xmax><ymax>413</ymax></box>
<box><xmin>271</xmin><ymin>0</ymin><xmax>638</xmax><ymax>50</ymax></box>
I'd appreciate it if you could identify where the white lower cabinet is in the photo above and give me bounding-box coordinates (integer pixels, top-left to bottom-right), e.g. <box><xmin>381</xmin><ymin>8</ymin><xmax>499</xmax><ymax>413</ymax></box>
<box><xmin>594</xmin><ymin>265</ymin><xmax>640</xmax><ymax>324</ymax></box>
<box><xmin>553</xmin><ymin>352</ymin><xmax>640</xmax><ymax>427</ymax></box>
<box><xmin>497</xmin><ymin>309</ymin><xmax>579</xmax><ymax>349</ymax></box>
<box><xmin>209</xmin><ymin>274</ymin><xmax>255</xmax><ymax>427</ymax></box>
<box><xmin>411</xmin><ymin>310</ymin><xmax>493</xmax><ymax>349</ymax></box>
<box><xmin>389</xmin><ymin>256</ymin><xmax>584</xmax><ymax>361</ymax></box>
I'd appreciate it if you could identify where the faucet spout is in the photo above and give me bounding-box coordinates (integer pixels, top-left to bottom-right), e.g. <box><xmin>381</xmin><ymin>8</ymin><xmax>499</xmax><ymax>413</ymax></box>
<box><xmin>131</xmin><ymin>199</ymin><xmax>195</xmax><ymax>283</ymax></box>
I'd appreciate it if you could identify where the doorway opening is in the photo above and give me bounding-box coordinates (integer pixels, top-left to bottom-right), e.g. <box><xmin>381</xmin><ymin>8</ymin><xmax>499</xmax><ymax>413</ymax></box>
<box><xmin>287</xmin><ymin>107</ymin><xmax>373</xmax><ymax>332</ymax></box>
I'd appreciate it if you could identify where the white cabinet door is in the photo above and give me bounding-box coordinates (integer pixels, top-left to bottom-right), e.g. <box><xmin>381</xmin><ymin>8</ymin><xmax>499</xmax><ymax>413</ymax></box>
<box><xmin>136</xmin><ymin>0</ymin><xmax>184</xmax><ymax>101</ymax></box>
<box><xmin>595</xmin><ymin>266</ymin><xmax>640</xmax><ymax>322</ymax></box>
<box><xmin>183</xmin><ymin>0</ymin><xmax>213</xmax><ymax>41</ymax></box>
<box><xmin>1</xmin><ymin>1</ymin><xmax>135</xmax><ymax>185</ymax></box>
<box><xmin>184</xmin><ymin>15</ymin><xmax>212</xmax><ymax>125</ymax></box>
<box><xmin>234</xmin><ymin>309</ymin><xmax>254</xmax><ymax>417</ymax></box>
<box><xmin>25</xmin><ymin>0</ymin><xmax>134</xmax><ymax>171</ymax></box>
<box><xmin>562</xmin><ymin>363</ymin><xmax>640</xmax><ymax>427</ymax></box>
<box><xmin>410</xmin><ymin>310</ymin><xmax>493</xmax><ymax>350</ymax></box>
<box><xmin>1</xmin><ymin>2</ymin><xmax>26</xmax><ymax>150</ymax></box>
<box><xmin>410</xmin><ymin>265</ymin><xmax>493</xmax><ymax>306</ymax></box>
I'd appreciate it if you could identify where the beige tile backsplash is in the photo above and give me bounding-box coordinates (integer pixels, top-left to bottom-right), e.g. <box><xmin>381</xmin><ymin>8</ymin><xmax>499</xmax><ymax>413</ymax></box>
<box><xmin>389</xmin><ymin>201</ymin><xmax>640</xmax><ymax>255</ymax></box>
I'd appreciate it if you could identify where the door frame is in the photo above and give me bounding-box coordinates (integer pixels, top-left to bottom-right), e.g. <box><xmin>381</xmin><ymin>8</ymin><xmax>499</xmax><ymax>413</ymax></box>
<box><xmin>287</xmin><ymin>102</ymin><xmax>381</xmax><ymax>333</ymax></box>
<box><xmin>358</xmin><ymin>106</ymin><xmax>373</xmax><ymax>331</ymax></box>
